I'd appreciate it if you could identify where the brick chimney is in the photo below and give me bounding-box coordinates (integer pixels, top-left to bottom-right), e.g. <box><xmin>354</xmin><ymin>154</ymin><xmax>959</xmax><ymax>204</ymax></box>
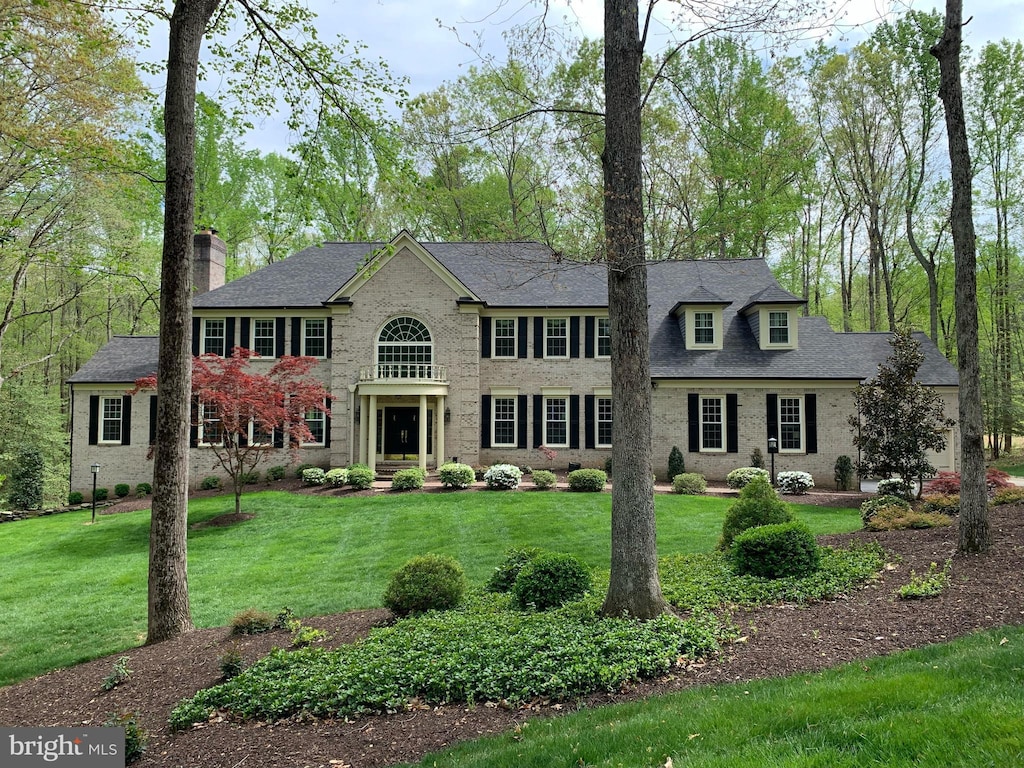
<box><xmin>194</xmin><ymin>229</ymin><xmax>226</xmax><ymax>295</ymax></box>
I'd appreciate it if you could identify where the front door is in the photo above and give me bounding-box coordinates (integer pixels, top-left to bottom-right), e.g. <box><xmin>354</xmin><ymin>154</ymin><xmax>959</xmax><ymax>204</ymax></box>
<box><xmin>384</xmin><ymin>407</ymin><xmax>419</xmax><ymax>460</ymax></box>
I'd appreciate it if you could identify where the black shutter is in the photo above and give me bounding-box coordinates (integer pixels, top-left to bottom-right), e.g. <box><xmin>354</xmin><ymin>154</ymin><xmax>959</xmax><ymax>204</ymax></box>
<box><xmin>585</xmin><ymin>395</ymin><xmax>596</xmax><ymax>449</ymax></box>
<box><xmin>191</xmin><ymin>318</ymin><xmax>201</xmax><ymax>356</ymax></box>
<box><xmin>533</xmin><ymin>394</ymin><xmax>543</xmax><ymax>447</ymax></box>
<box><xmin>121</xmin><ymin>395</ymin><xmax>132</xmax><ymax>446</ymax></box>
<box><xmin>240</xmin><ymin>317</ymin><xmax>251</xmax><ymax>352</ymax></box>
<box><xmin>570</xmin><ymin>317</ymin><xmax>581</xmax><ymax>358</ymax></box>
<box><xmin>275</xmin><ymin>318</ymin><xmax>286</xmax><ymax>358</ymax></box>
<box><xmin>189</xmin><ymin>398</ymin><xmax>198</xmax><ymax>447</ymax></box>
<box><xmin>570</xmin><ymin>395</ymin><xmax>580</xmax><ymax>449</ymax></box>
<box><xmin>687</xmin><ymin>393</ymin><xmax>699</xmax><ymax>452</ymax></box>
<box><xmin>326</xmin><ymin>317</ymin><xmax>333</xmax><ymax>358</ymax></box>
<box><xmin>518</xmin><ymin>317</ymin><xmax>528</xmax><ymax>358</ymax></box>
<box><xmin>805</xmin><ymin>394</ymin><xmax>817</xmax><ymax>454</ymax></box>
<box><xmin>324</xmin><ymin>410</ymin><xmax>331</xmax><ymax>448</ymax></box>
<box><xmin>481</xmin><ymin>395</ymin><xmax>492</xmax><ymax>449</ymax></box>
<box><xmin>726</xmin><ymin>394</ymin><xmax>738</xmax><ymax>453</ymax></box>
<box><xmin>149</xmin><ymin>396</ymin><xmax>158</xmax><ymax>445</ymax></box>
<box><xmin>585</xmin><ymin>316</ymin><xmax>595</xmax><ymax>358</ymax></box>
<box><xmin>481</xmin><ymin>317</ymin><xmax>492</xmax><ymax>358</ymax></box>
<box><xmin>767</xmin><ymin>394</ymin><xmax>778</xmax><ymax>443</ymax></box>
<box><xmin>273</xmin><ymin>428</ymin><xmax>284</xmax><ymax>449</ymax></box>
<box><xmin>225</xmin><ymin>317</ymin><xmax>235</xmax><ymax>356</ymax></box>
<box><xmin>88</xmin><ymin>395</ymin><xmax>99</xmax><ymax>445</ymax></box>
<box><xmin>534</xmin><ymin>317</ymin><xmax>544</xmax><ymax>358</ymax></box>
<box><xmin>291</xmin><ymin>318</ymin><xmax>302</xmax><ymax>356</ymax></box>
<box><xmin>517</xmin><ymin>395</ymin><xmax>527</xmax><ymax>449</ymax></box>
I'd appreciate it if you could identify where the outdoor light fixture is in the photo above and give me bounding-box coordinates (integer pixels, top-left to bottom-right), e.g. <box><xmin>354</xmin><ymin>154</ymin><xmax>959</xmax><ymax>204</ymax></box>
<box><xmin>90</xmin><ymin>463</ymin><xmax>101</xmax><ymax>524</ymax></box>
<box><xmin>444</xmin><ymin>407</ymin><xmax>451</xmax><ymax>423</ymax></box>
<box><xmin>767</xmin><ymin>437</ymin><xmax>778</xmax><ymax>485</ymax></box>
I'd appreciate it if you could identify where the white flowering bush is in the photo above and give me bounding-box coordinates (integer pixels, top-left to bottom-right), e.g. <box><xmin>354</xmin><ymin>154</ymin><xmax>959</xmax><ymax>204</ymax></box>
<box><xmin>776</xmin><ymin>471</ymin><xmax>814</xmax><ymax>495</ymax></box>
<box><xmin>483</xmin><ymin>464</ymin><xmax>523</xmax><ymax>490</ymax></box>
<box><xmin>324</xmin><ymin>468</ymin><xmax>348</xmax><ymax>487</ymax></box>
<box><xmin>726</xmin><ymin>466</ymin><xmax>771</xmax><ymax>489</ymax></box>
<box><xmin>877</xmin><ymin>477</ymin><xmax>915</xmax><ymax>500</ymax></box>
<box><xmin>302</xmin><ymin>467</ymin><xmax>326</xmax><ymax>486</ymax></box>
<box><xmin>438</xmin><ymin>462</ymin><xmax>476</xmax><ymax>489</ymax></box>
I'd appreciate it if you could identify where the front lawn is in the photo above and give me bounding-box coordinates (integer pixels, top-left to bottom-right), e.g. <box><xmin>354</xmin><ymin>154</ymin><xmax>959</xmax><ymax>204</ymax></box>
<box><xmin>0</xmin><ymin>491</ymin><xmax>860</xmax><ymax>686</ymax></box>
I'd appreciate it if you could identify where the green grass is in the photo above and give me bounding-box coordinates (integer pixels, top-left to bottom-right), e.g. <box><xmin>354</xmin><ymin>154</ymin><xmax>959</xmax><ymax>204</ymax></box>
<box><xmin>405</xmin><ymin>627</ymin><xmax>1024</xmax><ymax>768</ymax></box>
<box><xmin>0</xmin><ymin>491</ymin><xmax>859</xmax><ymax>686</ymax></box>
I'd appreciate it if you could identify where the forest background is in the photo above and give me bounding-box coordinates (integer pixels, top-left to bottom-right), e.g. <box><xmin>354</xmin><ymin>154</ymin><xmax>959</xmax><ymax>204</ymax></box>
<box><xmin>3</xmin><ymin>0</ymin><xmax>1022</xmax><ymax>506</ymax></box>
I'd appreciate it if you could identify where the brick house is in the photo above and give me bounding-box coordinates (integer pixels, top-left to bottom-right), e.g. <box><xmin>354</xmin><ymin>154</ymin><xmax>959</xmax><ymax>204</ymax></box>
<box><xmin>67</xmin><ymin>230</ymin><xmax>959</xmax><ymax>492</ymax></box>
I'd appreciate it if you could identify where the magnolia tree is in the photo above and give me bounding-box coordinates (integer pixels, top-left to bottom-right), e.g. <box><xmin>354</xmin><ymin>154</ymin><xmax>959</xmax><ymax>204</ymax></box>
<box><xmin>136</xmin><ymin>348</ymin><xmax>332</xmax><ymax>515</ymax></box>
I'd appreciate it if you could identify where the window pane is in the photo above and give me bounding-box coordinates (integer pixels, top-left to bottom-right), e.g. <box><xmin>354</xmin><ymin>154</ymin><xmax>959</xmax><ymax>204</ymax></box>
<box><xmin>101</xmin><ymin>398</ymin><xmax>122</xmax><ymax>442</ymax></box>
<box><xmin>378</xmin><ymin>317</ymin><xmax>432</xmax><ymax>378</ymax></box>
<box><xmin>597</xmin><ymin>397</ymin><xmax>612</xmax><ymax>446</ymax></box>
<box><xmin>253</xmin><ymin>319</ymin><xmax>276</xmax><ymax>357</ymax></box>
<box><xmin>693</xmin><ymin>312</ymin><xmax>714</xmax><ymax>345</ymax></box>
<box><xmin>546</xmin><ymin>318</ymin><xmax>567</xmax><ymax>357</ymax></box>
<box><xmin>701</xmin><ymin>397</ymin><xmax>723</xmax><ymax>450</ymax></box>
<box><xmin>304</xmin><ymin>407</ymin><xmax>325</xmax><ymax>444</ymax></box>
<box><xmin>493</xmin><ymin>397</ymin><xmax>516</xmax><ymax>445</ymax></box>
<box><xmin>779</xmin><ymin>397</ymin><xmax>802</xmax><ymax>450</ymax></box>
<box><xmin>545</xmin><ymin>397</ymin><xmax>567</xmax><ymax>446</ymax></box>
<box><xmin>204</xmin><ymin>319</ymin><xmax>225</xmax><ymax>356</ymax></box>
<box><xmin>200</xmin><ymin>403</ymin><xmax>222</xmax><ymax>445</ymax></box>
<box><xmin>597</xmin><ymin>318</ymin><xmax>611</xmax><ymax>357</ymax></box>
<box><xmin>494</xmin><ymin>318</ymin><xmax>516</xmax><ymax>358</ymax></box>
<box><xmin>304</xmin><ymin>319</ymin><xmax>326</xmax><ymax>357</ymax></box>
<box><xmin>769</xmin><ymin>312</ymin><xmax>789</xmax><ymax>344</ymax></box>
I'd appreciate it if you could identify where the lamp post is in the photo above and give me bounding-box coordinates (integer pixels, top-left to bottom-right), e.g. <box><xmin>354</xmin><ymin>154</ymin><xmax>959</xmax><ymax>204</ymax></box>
<box><xmin>767</xmin><ymin>437</ymin><xmax>777</xmax><ymax>485</ymax></box>
<box><xmin>90</xmin><ymin>463</ymin><xmax>100</xmax><ymax>524</ymax></box>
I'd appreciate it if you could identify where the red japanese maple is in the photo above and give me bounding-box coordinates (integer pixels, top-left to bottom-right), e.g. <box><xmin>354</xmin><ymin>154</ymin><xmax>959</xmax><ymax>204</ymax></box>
<box><xmin>135</xmin><ymin>348</ymin><xmax>333</xmax><ymax>514</ymax></box>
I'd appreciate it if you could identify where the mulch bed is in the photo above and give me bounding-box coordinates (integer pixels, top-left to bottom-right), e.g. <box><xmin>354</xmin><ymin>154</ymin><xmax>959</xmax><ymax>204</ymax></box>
<box><xmin>2</xmin><ymin>499</ymin><xmax>1021</xmax><ymax>768</ymax></box>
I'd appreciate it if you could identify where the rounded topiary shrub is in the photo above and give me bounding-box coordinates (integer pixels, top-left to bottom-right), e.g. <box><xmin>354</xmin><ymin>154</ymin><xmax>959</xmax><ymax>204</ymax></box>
<box><xmin>135</xmin><ymin>482</ymin><xmax>152</xmax><ymax>496</ymax></box>
<box><xmin>391</xmin><ymin>467</ymin><xmax>426</xmax><ymax>491</ymax></box>
<box><xmin>346</xmin><ymin>464</ymin><xmax>375</xmax><ymax>490</ymax></box>
<box><xmin>68</xmin><ymin>491</ymin><xmax>84</xmax><ymax>505</ymax></box>
<box><xmin>266</xmin><ymin>465</ymin><xmax>287</xmax><ymax>482</ymax></box>
<box><xmin>719</xmin><ymin>476</ymin><xmax>792</xmax><ymax>550</ymax></box>
<box><xmin>484</xmin><ymin>463</ymin><xmax>523</xmax><ymax>490</ymax></box>
<box><xmin>512</xmin><ymin>552</ymin><xmax>593</xmax><ymax>611</ymax></box>
<box><xmin>114</xmin><ymin>483</ymin><xmax>131</xmax><ymax>498</ymax></box>
<box><xmin>93</xmin><ymin>487</ymin><xmax>109</xmax><ymax>502</ymax></box>
<box><xmin>860</xmin><ymin>494</ymin><xmax>911</xmax><ymax>527</ymax></box>
<box><xmin>531</xmin><ymin>469</ymin><xmax>557</xmax><ymax>490</ymax></box>
<box><xmin>486</xmin><ymin>546</ymin><xmax>546</xmax><ymax>593</ymax></box>
<box><xmin>302</xmin><ymin>467</ymin><xmax>326</xmax><ymax>486</ymax></box>
<box><xmin>726</xmin><ymin>466</ymin><xmax>771</xmax><ymax>490</ymax></box>
<box><xmin>200</xmin><ymin>476</ymin><xmax>221</xmax><ymax>491</ymax></box>
<box><xmin>567</xmin><ymin>468</ymin><xmax>607</xmax><ymax>492</ymax></box>
<box><xmin>438</xmin><ymin>462</ymin><xmax>475</xmax><ymax>489</ymax></box>
<box><xmin>731</xmin><ymin>521</ymin><xmax>821</xmax><ymax>579</ymax></box>
<box><xmin>324</xmin><ymin>468</ymin><xmax>348</xmax><ymax>487</ymax></box>
<box><xmin>776</xmin><ymin>471</ymin><xmax>814</xmax><ymax>495</ymax></box>
<box><xmin>671</xmin><ymin>472</ymin><xmax>707</xmax><ymax>495</ymax></box>
<box><xmin>382</xmin><ymin>554</ymin><xmax>465</xmax><ymax>617</ymax></box>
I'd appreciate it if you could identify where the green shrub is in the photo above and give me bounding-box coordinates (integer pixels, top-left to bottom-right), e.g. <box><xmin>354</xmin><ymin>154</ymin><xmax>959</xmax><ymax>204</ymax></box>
<box><xmin>104</xmin><ymin>712</ymin><xmax>146</xmax><ymax>764</ymax></box>
<box><xmin>93</xmin><ymin>487</ymin><xmax>109</xmax><ymax>502</ymax></box>
<box><xmin>860</xmin><ymin>494</ymin><xmax>911</xmax><ymax>526</ymax></box>
<box><xmin>877</xmin><ymin>478</ymin><xmax>915</xmax><ymax>500</ymax></box>
<box><xmin>671</xmin><ymin>472</ymin><xmax>706</xmax><ymax>495</ymax></box>
<box><xmin>8</xmin><ymin>447</ymin><xmax>43</xmax><ymax>509</ymax></box>
<box><xmin>200</xmin><ymin>476</ymin><xmax>221</xmax><ymax>491</ymax></box>
<box><xmin>512</xmin><ymin>552</ymin><xmax>593</xmax><ymax>611</ymax></box>
<box><xmin>392</xmin><ymin>467</ymin><xmax>426</xmax><ymax>491</ymax></box>
<box><xmin>719</xmin><ymin>476</ymin><xmax>791</xmax><ymax>550</ymax></box>
<box><xmin>834</xmin><ymin>455</ymin><xmax>854</xmax><ymax>491</ymax></box>
<box><xmin>991</xmin><ymin>487</ymin><xmax>1024</xmax><ymax>506</ymax></box>
<box><xmin>921</xmin><ymin>493</ymin><xmax>960</xmax><ymax>514</ymax></box>
<box><xmin>731</xmin><ymin>521</ymin><xmax>821</xmax><ymax>579</ymax></box>
<box><xmin>219</xmin><ymin>646</ymin><xmax>245</xmax><ymax>680</ymax></box>
<box><xmin>266</xmin><ymin>465</ymin><xmax>287</xmax><ymax>481</ymax></box>
<box><xmin>114</xmin><ymin>483</ymin><xmax>130</xmax><ymax>498</ymax></box>
<box><xmin>483</xmin><ymin>464</ymin><xmax>522</xmax><ymax>490</ymax></box>
<box><xmin>67</xmin><ymin>491</ymin><xmax>84</xmax><ymax>505</ymax></box>
<box><xmin>135</xmin><ymin>482</ymin><xmax>152</xmax><ymax>496</ymax></box>
<box><xmin>486</xmin><ymin>547</ymin><xmax>546</xmax><ymax>593</ymax></box>
<box><xmin>668</xmin><ymin>446</ymin><xmax>685</xmax><ymax>481</ymax></box>
<box><xmin>604</xmin><ymin>456</ymin><xmax>613</xmax><ymax>476</ymax></box>
<box><xmin>897</xmin><ymin>560</ymin><xmax>951</xmax><ymax>599</ymax></box>
<box><xmin>290</xmin><ymin>623</ymin><xmax>329</xmax><ymax>648</ymax></box>
<box><xmin>567</xmin><ymin>468</ymin><xmax>606</xmax><ymax>492</ymax></box>
<box><xmin>101</xmin><ymin>656</ymin><xmax>132</xmax><ymax>691</ymax></box>
<box><xmin>726</xmin><ymin>466</ymin><xmax>771</xmax><ymax>490</ymax></box>
<box><xmin>531</xmin><ymin>469</ymin><xmax>557</xmax><ymax>490</ymax></box>
<box><xmin>865</xmin><ymin>507</ymin><xmax>953</xmax><ymax>531</ymax></box>
<box><xmin>241</xmin><ymin>471</ymin><xmax>260</xmax><ymax>485</ymax></box>
<box><xmin>295</xmin><ymin>462</ymin><xmax>317</xmax><ymax>479</ymax></box>
<box><xmin>229</xmin><ymin>608</ymin><xmax>275</xmax><ymax>635</ymax></box>
<box><xmin>382</xmin><ymin>554</ymin><xmax>465</xmax><ymax>617</ymax></box>
<box><xmin>324</xmin><ymin>468</ymin><xmax>348</xmax><ymax>487</ymax></box>
<box><xmin>302</xmin><ymin>467</ymin><xmax>326</xmax><ymax>485</ymax></box>
<box><xmin>776</xmin><ymin>471</ymin><xmax>814</xmax><ymax>495</ymax></box>
<box><xmin>750</xmin><ymin>447</ymin><xmax>765</xmax><ymax>469</ymax></box>
<box><xmin>438</xmin><ymin>462</ymin><xmax>475</xmax><ymax>489</ymax></box>
<box><xmin>346</xmin><ymin>464</ymin><xmax>375</xmax><ymax>490</ymax></box>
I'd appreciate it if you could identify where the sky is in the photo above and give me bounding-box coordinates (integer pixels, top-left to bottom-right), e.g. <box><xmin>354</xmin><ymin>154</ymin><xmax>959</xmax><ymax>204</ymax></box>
<box><xmin>143</xmin><ymin>0</ymin><xmax>1024</xmax><ymax>154</ymax></box>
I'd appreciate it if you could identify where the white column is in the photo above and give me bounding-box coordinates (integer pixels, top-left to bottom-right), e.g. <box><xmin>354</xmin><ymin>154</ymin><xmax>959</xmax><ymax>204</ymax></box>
<box><xmin>358</xmin><ymin>394</ymin><xmax>369</xmax><ymax>466</ymax></box>
<box><xmin>418</xmin><ymin>394</ymin><xmax>428</xmax><ymax>473</ymax></box>
<box><xmin>436</xmin><ymin>394</ymin><xmax>446</xmax><ymax>468</ymax></box>
<box><xmin>367</xmin><ymin>394</ymin><xmax>377</xmax><ymax>473</ymax></box>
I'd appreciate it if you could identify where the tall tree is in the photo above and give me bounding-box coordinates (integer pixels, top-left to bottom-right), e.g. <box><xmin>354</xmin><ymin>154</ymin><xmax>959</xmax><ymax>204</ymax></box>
<box><xmin>931</xmin><ymin>0</ymin><xmax>989</xmax><ymax>552</ymax></box>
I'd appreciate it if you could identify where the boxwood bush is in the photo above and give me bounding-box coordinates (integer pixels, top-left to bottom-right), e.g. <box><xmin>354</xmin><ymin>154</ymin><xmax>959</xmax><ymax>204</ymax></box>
<box><xmin>302</xmin><ymin>467</ymin><xmax>326</xmax><ymax>486</ymax></box>
<box><xmin>391</xmin><ymin>467</ymin><xmax>426</xmax><ymax>491</ymax></box>
<box><xmin>531</xmin><ymin>469</ymin><xmax>557</xmax><ymax>490</ymax></box>
<box><xmin>731</xmin><ymin>521</ymin><xmax>821</xmax><ymax>579</ymax></box>
<box><xmin>486</xmin><ymin>547</ymin><xmax>546</xmax><ymax>593</ymax></box>
<box><xmin>266</xmin><ymin>465</ymin><xmax>287</xmax><ymax>482</ymax></box>
<box><xmin>114</xmin><ymin>483</ymin><xmax>131</xmax><ymax>498</ymax></box>
<box><xmin>726</xmin><ymin>466</ymin><xmax>771</xmax><ymax>489</ymax></box>
<box><xmin>567</xmin><ymin>468</ymin><xmax>606</xmax><ymax>492</ymax></box>
<box><xmin>346</xmin><ymin>464</ymin><xmax>375</xmax><ymax>490</ymax></box>
<box><xmin>512</xmin><ymin>552</ymin><xmax>593</xmax><ymax>611</ymax></box>
<box><xmin>382</xmin><ymin>554</ymin><xmax>465</xmax><ymax>617</ymax></box>
<box><xmin>438</xmin><ymin>462</ymin><xmax>475</xmax><ymax>489</ymax></box>
<box><xmin>671</xmin><ymin>472</ymin><xmax>706</xmax><ymax>495</ymax></box>
<box><xmin>135</xmin><ymin>482</ymin><xmax>152</xmax><ymax>496</ymax></box>
<box><xmin>324</xmin><ymin>468</ymin><xmax>348</xmax><ymax>487</ymax></box>
<box><xmin>68</xmin><ymin>491</ymin><xmax>84</xmax><ymax>505</ymax></box>
<box><xmin>200</xmin><ymin>476</ymin><xmax>221</xmax><ymax>491</ymax></box>
<box><xmin>719</xmin><ymin>476</ymin><xmax>791</xmax><ymax>550</ymax></box>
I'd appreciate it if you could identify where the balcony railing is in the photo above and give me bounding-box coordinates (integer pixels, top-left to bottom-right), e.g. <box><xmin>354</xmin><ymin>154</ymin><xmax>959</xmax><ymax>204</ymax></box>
<box><xmin>359</xmin><ymin>363</ymin><xmax>448</xmax><ymax>383</ymax></box>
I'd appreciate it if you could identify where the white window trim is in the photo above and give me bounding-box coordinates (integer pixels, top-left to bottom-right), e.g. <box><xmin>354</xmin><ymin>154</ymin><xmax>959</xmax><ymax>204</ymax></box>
<box><xmin>491</xmin><ymin>396</ymin><xmax>517</xmax><ymax>448</ymax></box>
<box><xmin>302</xmin><ymin>318</ymin><xmax>328</xmax><ymax>358</ymax></box>
<box><xmin>777</xmin><ymin>395</ymin><xmax>805</xmax><ymax>453</ymax></box>
<box><xmin>596</xmin><ymin>317</ymin><xmax>611</xmax><ymax>359</ymax></box>
<box><xmin>301</xmin><ymin>406</ymin><xmax>327</xmax><ymax>447</ymax></box>
<box><xmin>684</xmin><ymin>308</ymin><xmax>723</xmax><ymax>350</ymax></box>
<box><xmin>201</xmin><ymin>318</ymin><xmax>226</xmax><ymax>356</ymax></box>
<box><xmin>543</xmin><ymin>395</ymin><xmax>569</xmax><ymax>448</ymax></box>
<box><xmin>252</xmin><ymin>318</ymin><xmax>276</xmax><ymax>358</ymax></box>
<box><xmin>699</xmin><ymin>394</ymin><xmax>727</xmax><ymax>453</ymax></box>
<box><xmin>492</xmin><ymin>317</ymin><xmax>517</xmax><ymax>359</ymax></box>
<box><xmin>197</xmin><ymin>403</ymin><xmax>222</xmax><ymax>447</ymax></box>
<box><xmin>248</xmin><ymin>420</ymin><xmax>274</xmax><ymax>447</ymax></box>
<box><xmin>99</xmin><ymin>396</ymin><xmax>123</xmax><ymax>444</ymax></box>
<box><xmin>596</xmin><ymin>396</ymin><xmax>613</xmax><ymax>448</ymax></box>
<box><xmin>545</xmin><ymin>318</ymin><xmax>569</xmax><ymax>359</ymax></box>
<box><xmin>760</xmin><ymin>307</ymin><xmax>797</xmax><ymax>349</ymax></box>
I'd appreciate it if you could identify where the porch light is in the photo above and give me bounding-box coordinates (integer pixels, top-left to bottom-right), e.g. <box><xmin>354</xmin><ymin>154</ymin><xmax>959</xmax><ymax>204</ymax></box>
<box><xmin>90</xmin><ymin>463</ymin><xmax>101</xmax><ymax>524</ymax></box>
<box><xmin>445</xmin><ymin>407</ymin><xmax>451</xmax><ymax>423</ymax></box>
<box><xmin>767</xmin><ymin>437</ymin><xmax>778</xmax><ymax>484</ymax></box>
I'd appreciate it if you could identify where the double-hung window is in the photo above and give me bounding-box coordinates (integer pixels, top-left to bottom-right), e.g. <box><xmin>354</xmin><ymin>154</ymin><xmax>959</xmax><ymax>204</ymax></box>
<box><xmin>768</xmin><ymin>311</ymin><xmax>790</xmax><ymax>345</ymax></box>
<box><xmin>494</xmin><ymin>318</ymin><xmax>516</xmax><ymax>358</ymax></box>
<box><xmin>596</xmin><ymin>397</ymin><xmax>613</xmax><ymax>447</ymax></box>
<box><xmin>596</xmin><ymin>317</ymin><xmax>611</xmax><ymax>357</ymax></box>
<box><xmin>303</xmin><ymin>407</ymin><xmax>326</xmax><ymax>446</ymax></box>
<box><xmin>303</xmin><ymin>318</ymin><xmax>327</xmax><ymax>358</ymax></box>
<box><xmin>253</xmin><ymin>319</ymin><xmax>276</xmax><ymax>357</ymax></box>
<box><xmin>249</xmin><ymin>421</ymin><xmax>274</xmax><ymax>447</ymax></box>
<box><xmin>545</xmin><ymin>318</ymin><xmax>568</xmax><ymax>358</ymax></box>
<box><xmin>779</xmin><ymin>396</ymin><xmax>803</xmax><ymax>451</ymax></box>
<box><xmin>544</xmin><ymin>396</ymin><xmax>568</xmax><ymax>447</ymax></box>
<box><xmin>700</xmin><ymin>396</ymin><xmax>725</xmax><ymax>451</ymax></box>
<box><xmin>198</xmin><ymin>403</ymin><xmax>222</xmax><ymax>447</ymax></box>
<box><xmin>100</xmin><ymin>397</ymin><xmax>123</xmax><ymax>443</ymax></box>
<box><xmin>693</xmin><ymin>312</ymin><xmax>715</xmax><ymax>346</ymax></box>
<box><xmin>202</xmin><ymin>319</ymin><xmax>225</xmax><ymax>356</ymax></box>
<box><xmin>492</xmin><ymin>397</ymin><xmax>517</xmax><ymax>447</ymax></box>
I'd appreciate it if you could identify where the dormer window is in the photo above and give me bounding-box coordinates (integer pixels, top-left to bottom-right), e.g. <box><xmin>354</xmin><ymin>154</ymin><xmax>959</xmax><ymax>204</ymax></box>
<box><xmin>670</xmin><ymin>294</ymin><xmax>727</xmax><ymax>351</ymax></box>
<box><xmin>768</xmin><ymin>311</ymin><xmax>790</xmax><ymax>345</ymax></box>
<box><xmin>693</xmin><ymin>312</ymin><xmax>715</xmax><ymax>346</ymax></box>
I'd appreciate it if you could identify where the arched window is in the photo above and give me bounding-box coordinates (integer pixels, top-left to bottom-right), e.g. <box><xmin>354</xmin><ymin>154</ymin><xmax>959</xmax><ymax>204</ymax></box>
<box><xmin>377</xmin><ymin>317</ymin><xmax>432</xmax><ymax>378</ymax></box>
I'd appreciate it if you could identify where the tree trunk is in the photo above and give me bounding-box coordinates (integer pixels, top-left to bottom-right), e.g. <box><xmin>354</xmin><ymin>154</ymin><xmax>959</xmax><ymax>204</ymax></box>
<box><xmin>931</xmin><ymin>0</ymin><xmax>989</xmax><ymax>553</ymax></box>
<box><xmin>147</xmin><ymin>0</ymin><xmax>221</xmax><ymax>644</ymax></box>
<box><xmin>600</xmin><ymin>0</ymin><xmax>668</xmax><ymax>619</ymax></box>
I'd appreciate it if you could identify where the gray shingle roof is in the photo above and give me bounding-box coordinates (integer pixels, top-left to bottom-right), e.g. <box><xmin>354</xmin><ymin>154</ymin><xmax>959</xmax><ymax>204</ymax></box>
<box><xmin>67</xmin><ymin>336</ymin><xmax>159</xmax><ymax>384</ymax></box>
